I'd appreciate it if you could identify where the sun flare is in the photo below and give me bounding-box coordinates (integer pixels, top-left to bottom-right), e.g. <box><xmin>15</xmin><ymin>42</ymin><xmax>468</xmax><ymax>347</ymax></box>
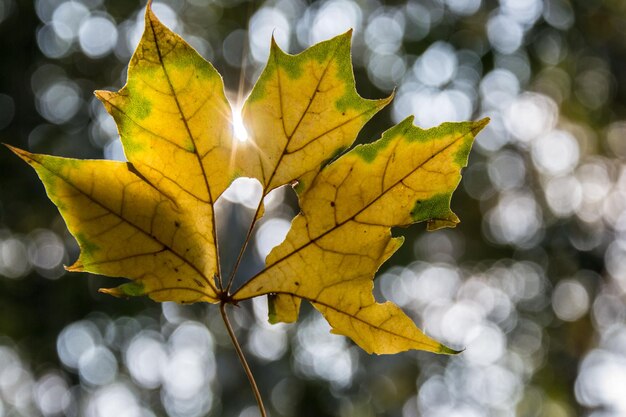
<box><xmin>231</xmin><ymin>102</ymin><xmax>249</xmax><ymax>143</ymax></box>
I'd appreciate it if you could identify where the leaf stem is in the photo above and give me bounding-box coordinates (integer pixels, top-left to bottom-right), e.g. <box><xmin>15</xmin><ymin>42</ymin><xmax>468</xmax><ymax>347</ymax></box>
<box><xmin>219</xmin><ymin>301</ymin><xmax>268</xmax><ymax>417</ymax></box>
<box><xmin>225</xmin><ymin>197</ymin><xmax>265</xmax><ymax>293</ymax></box>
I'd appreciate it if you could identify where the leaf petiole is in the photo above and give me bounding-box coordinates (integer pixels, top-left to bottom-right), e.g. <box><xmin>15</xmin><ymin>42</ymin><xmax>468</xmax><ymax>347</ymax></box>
<box><xmin>224</xmin><ymin>194</ymin><xmax>266</xmax><ymax>294</ymax></box>
<box><xmin>219</xmin><ymin>301</ymin><xmax>268</xmax><ymax>417</ymax></box>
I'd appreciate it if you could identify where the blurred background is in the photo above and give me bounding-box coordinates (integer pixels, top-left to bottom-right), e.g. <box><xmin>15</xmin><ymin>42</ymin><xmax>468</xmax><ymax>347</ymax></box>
<box><xmin>1</xmin><ymin>0</ymin><xmax>626</xmax><ymax>416</ymax></box>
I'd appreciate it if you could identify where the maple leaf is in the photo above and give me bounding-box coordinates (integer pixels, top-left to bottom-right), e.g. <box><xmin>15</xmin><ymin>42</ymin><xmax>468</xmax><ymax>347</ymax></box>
<box><xmin>8</xmin><ymin>4</ymin><xmax>487</xmax><ymax>358</ymax></box>
<box><xmin>234</xmin><ymin>118</ymin><xmax>487</xmax><ymax>354</ymax></box>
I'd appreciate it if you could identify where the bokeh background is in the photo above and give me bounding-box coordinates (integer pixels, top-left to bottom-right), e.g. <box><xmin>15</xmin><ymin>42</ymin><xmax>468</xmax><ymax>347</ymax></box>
<box><xmin>1</xmin><ymin>0</ymin><xmax>626</xmax><ymax>416</ymax></box>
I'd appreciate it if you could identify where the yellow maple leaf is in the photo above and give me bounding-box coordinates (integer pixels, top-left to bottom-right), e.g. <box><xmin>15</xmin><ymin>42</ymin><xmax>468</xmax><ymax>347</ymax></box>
<box><xmin>239</xmin><ymin>29</ymin><xmax>390</xmax><ymax>193</ymax></box>
<box><xmin>235</xmin><ymin>118</ymin><xmax>488</xmax><ymax>354</ymax></box>
<box><xmin>8</xmin><ymin>4</ymin><xmax>487</xmax><ymax>357</ymax></box>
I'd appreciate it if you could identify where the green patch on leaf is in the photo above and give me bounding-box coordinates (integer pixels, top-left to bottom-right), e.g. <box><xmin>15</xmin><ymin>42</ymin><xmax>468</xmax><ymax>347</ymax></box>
<box><xmin>75</xmin><ymin>232</ymin><xmax>100</xmax><ymax>261</ymax></box>
<box><xmin>403</xmin><ymin>121</ymin><xmax>469</xmax><ymax>144</ymax></box>
<box><xmin>169</xmin><ymin>48</ymin><xmax>218</xmax><ymax>80</ymax></box>
<box><xmin>118</xmin><ymin>281</ymin><xmax>145</xmax><ymax>296</ymax></box>
<box><xmin>275</xmin><ymin>46</ymin><xmax>304</xmax><ymax>80</ymax></box>
<box><xmin>352</xmin><ymin>117</ymin><xmax>412</xmax><ymax>163</ymax></box>
<box><xmin>124</xmin><ymin>84</ymin><xmax>153</xmax><ymax>120</ymax></box>
<box><xmin>410</xmin><ymin>193</ymin><xmax>454</xmax><ymax>223</ymax></box>
<box><xmin>117</xmin><ymin>125</ymin><xmax>146</xmax><ymax>154</ymax></box>
<box><xmin>293</xmin><ymin>179</ymin><xmax>306</xmax><ymax>195</ymax></box>
<box><xmin>245</xmin><ymin>57</ymin><xmax>276</xmax><ymax>104</ymax></box>
<box><xmin>100</xmin><ymin>281</ymin><xmax>145</xmax><ymax>298</ymax></box>
<box><xmin>267</xmin><ymin>293</ymin><xmax>279</xmax><ymax>323</ymax></box>
<box><xmin>453</xmin><ymin>133</ymin><xmax>475</xmax><ymax>167</ymax></box>
<box><xmin>320</xmin><ymin>146</ymin><xmax>348</xmax><ymax>169</ymax></box>
<box><xmin>439</xmin><ymin>344</ymin><xmax>463</xmax><ymax>355</ymax></box>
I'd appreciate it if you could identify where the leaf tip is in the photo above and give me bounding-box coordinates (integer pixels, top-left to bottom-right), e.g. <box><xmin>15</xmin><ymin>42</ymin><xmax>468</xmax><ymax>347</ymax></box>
<box><xmin>5</xmin><ymin>144</ymin><xmax>36</xmax><ymax>165</ymax></box>
<box><xmin>94</xmin><ymin>90</ymin><xmax>117</xmax><ymax>110</ymax></box>
<box><xmin>394</xmin><ymin>115</ymin><xmax>415</xmax><ymax>130</ymax></box>
<box><xmin>472</xmin><ymin>117</ymin><xmax>490</xmax><ymax>135</ymax></box>
<box><xmin>144</xmin><ymin>0</ymin><xmax>159</xmax><ymax>24</ymax></box>
<box><xmin>375</xmin><ymin>88</ymin><xmax>395</xmax><ymax>109</ymax></box>
<box><xmin>438</xmin><ymin>344</ymin><xmax>464</xmax><ymax>355</ymax></box>
<box><xmin>100</xmin><ymin>281</ymin><xmax>146</xmax><ymax>298</ymax></box>
<box><xmin>3</xmin><ymin>142</ymin><xmax>20</xmax><ymax>154</ymax></box>
<box><xmin>65</xmin><ymin>260</ymin><xmax>84</xmax><ymax>272</ymax></box>
<box><xmin>99</xmin><ymin>287</ymin><xmax>125</xmax><ymax>298</ymax></box>
<box><xmin>426</xmin><ymin>213</ymin><xmax>460</xmax><ymax>231</ymax></box>
<box><xmin>94</xmin><ymin>89</ymin><xmax>113</xmax><ymax>101</ymax></box>
<box><xmin>270</xmin><ymin>32</ymin><xmax>282</xmax><ymax>52</ymax></box>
